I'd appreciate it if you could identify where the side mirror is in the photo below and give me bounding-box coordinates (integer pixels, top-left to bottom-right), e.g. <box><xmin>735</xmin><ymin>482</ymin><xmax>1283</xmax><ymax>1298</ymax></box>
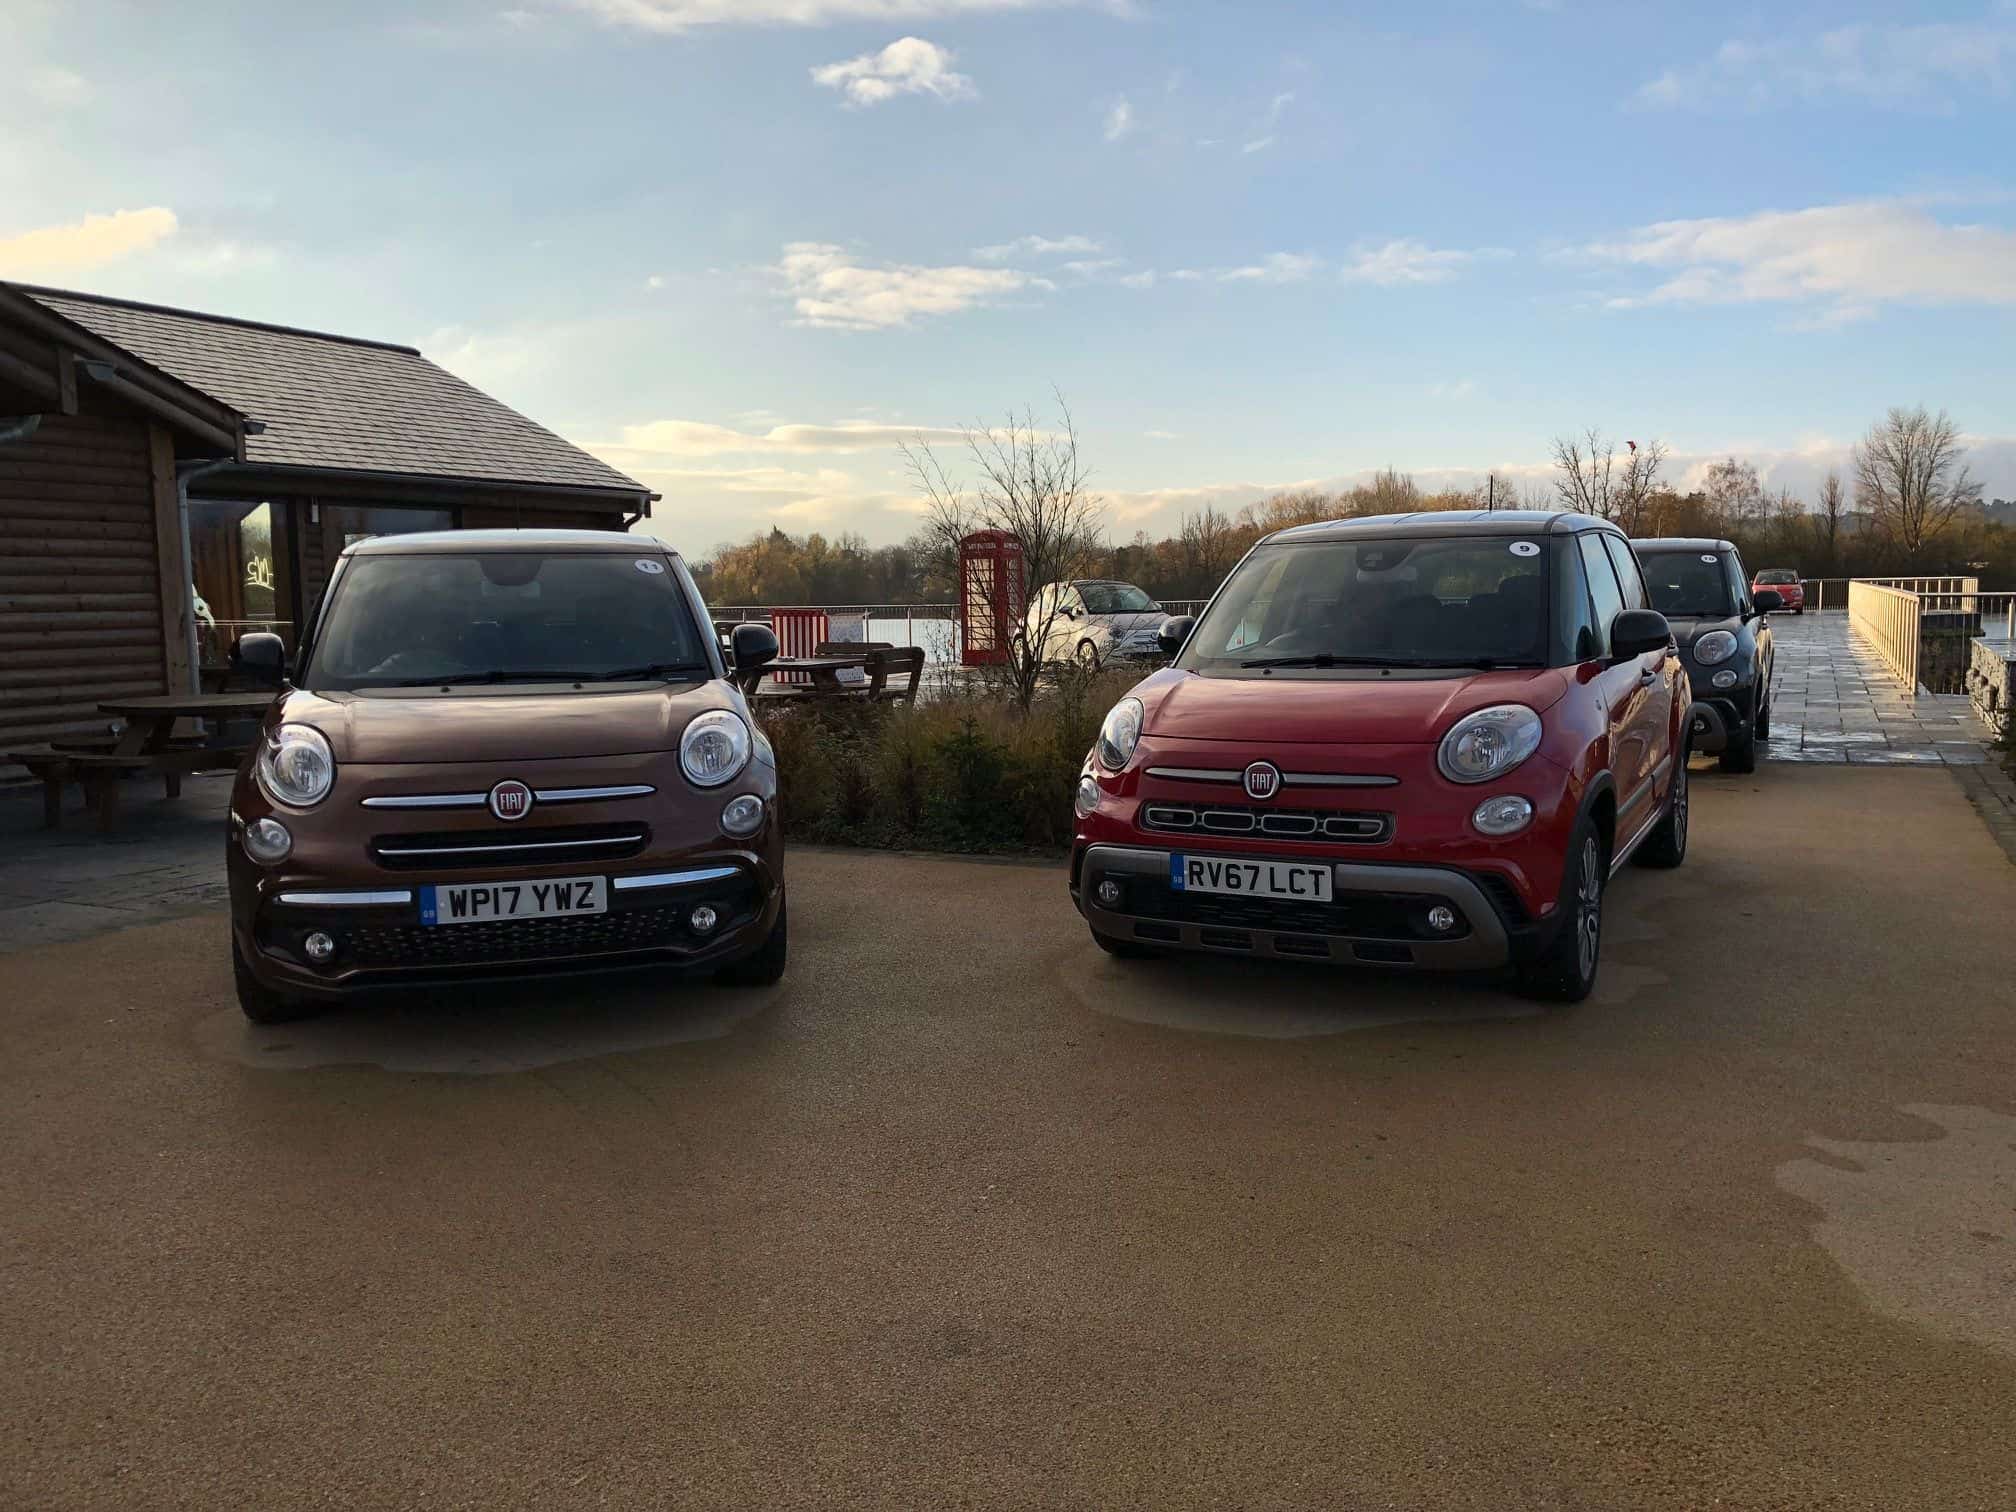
<box><xmin>235</xmin><ymin>631</ymin><xmax>287</xmax><ymax>685</ymax></box>
<box><xmin>1157</xmin><ymin>614</ymin><xmax>1197</xmax><ymax>657</ymax></box>
<box><xmin>1061</xmin><ymin>606</ymin><xmax>1079</xmax><ymax>620</ymax></box>
<box><xmin>730</xmin><ymin>621</ymin><xmax>779</xmax><ymax>673</ymax></box>
<box><xmin>1752</xmin><ymin>589</ymin><xmax>1784</xmax><ymax>615</ymax></box>
<box><xmin>1610</xmin><ymin>609</ymin><xmax>1672</xmax><ymax>661</ymax></box>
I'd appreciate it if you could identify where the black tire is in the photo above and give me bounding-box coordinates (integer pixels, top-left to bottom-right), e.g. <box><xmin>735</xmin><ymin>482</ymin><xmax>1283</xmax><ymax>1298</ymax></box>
<box><xmin>1719</xmin><ymin>727</ymin><xmax>1758</xmax><ymax>773</ymax></box>
<box><xmin>1793</xmin><ymin>606</ymin><xmax>1803</xmax><ymax>615</ymax></box>
<box><xmin>716</xmin><ymin>896</ymin><xmax>788</xmax><ymax>986</ymax></box>
<box><xmin>1516</xmin><ymin>821</ymin><xmax>1605</xmax><ymax>1003</ymax></box>
<box><xmin>1635</xmin><ymin>751</ymin><xmax>1689</xmax><ymax>869</ymax></box>
<box><xmin>1091</xmin><ymin>927</ymin><xmax>1154</xmax><ymax>959</ymax></box>
<box><xmin>1754</xmin><ymin>696</ymin><xmax>1771</xmax><ymax>740</ymax></box>
<box><xmin>233</xmin><ymin>941</ymin><xmax>324</xmax><ymax>1025</ymax></box>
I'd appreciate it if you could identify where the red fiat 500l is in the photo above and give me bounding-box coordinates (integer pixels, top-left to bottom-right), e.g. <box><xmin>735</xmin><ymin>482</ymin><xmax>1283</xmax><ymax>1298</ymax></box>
<box><xmin>1070</xmin><ymin>511</ymin><xmax>1692</xmax><ymax>1001</ymax></box>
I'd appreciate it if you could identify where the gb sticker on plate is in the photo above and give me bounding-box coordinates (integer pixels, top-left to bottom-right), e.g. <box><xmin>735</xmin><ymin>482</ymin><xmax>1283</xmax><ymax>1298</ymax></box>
<box><xmin>634</xmin><ymin>558</ymin><xmax>666</xmax><ymax>575</ymax></box>
<box><xmin>1509</xmin><ymin>541</ymin><xmax>1540</xmax><ymax>558</ymax></box>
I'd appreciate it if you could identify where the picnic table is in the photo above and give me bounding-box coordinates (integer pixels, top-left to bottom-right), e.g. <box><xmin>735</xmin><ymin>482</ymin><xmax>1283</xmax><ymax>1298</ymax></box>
<box><xmin>733</xmin><ymin>647</ymin><xmax>924</xmax><ymax>704</ymax></box>
<box><xmin>5</xmin><ymin>692</ymin><xmax>274</xmax><ymax>832</ymax></box>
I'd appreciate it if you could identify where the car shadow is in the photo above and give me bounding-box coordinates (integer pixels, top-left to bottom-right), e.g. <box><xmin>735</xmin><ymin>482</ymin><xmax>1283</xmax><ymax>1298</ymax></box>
<box><xmin>1052</xmin><ymin>943</ymin><xmax>1545</xmax><ymax>1039</ymax></box>
<box><xmin>192</xmin><ymin>966</ymin><xmax>780</xmax><ymax>1075</ymax></box>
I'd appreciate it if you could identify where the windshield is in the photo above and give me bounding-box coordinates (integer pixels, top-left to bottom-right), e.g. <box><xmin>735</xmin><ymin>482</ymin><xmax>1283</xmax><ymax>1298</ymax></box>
<box><xmin>1079</xmin><ymin>582</ymin><xmax>1158</xmax><ymax>614</ymax></box>
<box><xmin>1756</xmin><ymin>568</ymin><xmax>1799</xmax><ymax>584</ymax></box>
<box><xmin>304</xmin><ymin>551</ymin><xmax>711</xmax><ymax>691</ymax></box>
<box><xmin>1639</xmin><ymin>550</ymin><xmax>1739</xmax><ymax>618</ymax></box>
<box><xmin>1178</xmin><ymin>536</ymin><xmax>1550</xmax><ymax>670</ymax></box>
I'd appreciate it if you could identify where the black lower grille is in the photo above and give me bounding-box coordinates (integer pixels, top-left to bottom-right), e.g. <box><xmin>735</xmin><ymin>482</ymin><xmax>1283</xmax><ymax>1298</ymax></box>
<box><xmin>1470</xmin><ymin>872</ymin><xmax>1530</xmax><ymax>930</ymax></box>
<box><xmin>1103</xmin><ymin>873</ymin><xmax>1467</xmax><ymax>941</ymax></box>
<box><xmin>278</xmin><ymin>885</ymin><xmax>758</xmax><ymax>972</ymax></box>
<box><xmin>369</xmin><ymin>822</ymin><xmax>649</xmax><ymax>871</ymax></box>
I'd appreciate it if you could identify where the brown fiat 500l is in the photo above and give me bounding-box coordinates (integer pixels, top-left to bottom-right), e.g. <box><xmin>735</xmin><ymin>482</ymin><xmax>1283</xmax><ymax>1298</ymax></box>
<box><xmin>225</xmin><ymin>530</ymin><xmax>786</xmax><ymax>1023</ymax></box>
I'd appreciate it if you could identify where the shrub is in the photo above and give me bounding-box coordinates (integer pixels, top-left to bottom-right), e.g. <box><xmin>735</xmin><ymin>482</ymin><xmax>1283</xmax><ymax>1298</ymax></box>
<box><xmin>752</xmin><ymin>669</ymin><xmax>1137</xmax><ymax>854</ymax></box>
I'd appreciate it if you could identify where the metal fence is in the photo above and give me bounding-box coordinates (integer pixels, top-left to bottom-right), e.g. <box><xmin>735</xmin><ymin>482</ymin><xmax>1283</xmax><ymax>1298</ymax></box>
<box><xmin>1845</xmin><ymin>577</ymin><xmax>2013</xmax><ymax>695</ymax></box>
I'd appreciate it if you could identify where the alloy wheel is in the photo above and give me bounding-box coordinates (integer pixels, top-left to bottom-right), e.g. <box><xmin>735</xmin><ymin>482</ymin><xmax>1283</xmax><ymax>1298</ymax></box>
<box><xmin>1575</xmin><ymin>836</ymin><xmax>1603</xmax><ymax>981</ymax></box>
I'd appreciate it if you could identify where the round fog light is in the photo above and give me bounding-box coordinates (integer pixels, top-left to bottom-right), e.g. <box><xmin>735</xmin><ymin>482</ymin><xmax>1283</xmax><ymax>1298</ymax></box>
<box><xmin>303</xmin><ymin>930</ymin><xmax>336</xmax><ymax>963</ymax></box>
<box><xmin>1711</xmin><ymin>669</ymin><xmax>1739</xmax><ymax>689</ymax></box>
<box><xmin>1094</xmin><ymin>878</ymin><xmax>1124</xmax><ymax>909</ymax></box>
<box><xmin>241</xmin><ymin>816</ymin><xmax>292</xmax><ymax>864</ymax></box>
<box><xmin>720</xmin><ymin>794</ymin><xmax>766</xmax><ymax>836</ymax></box>
<box><xmin>1426</xmin><ymin>905</ymin><xmax>1457</xmax><ymax>934</ymax></box>
<box><xmin>1472</xmin><ymin>794</ymin><xmax>1534</xmax><ymax>837</ymax></box>
<box><xmin>689</xmin><ymin>905</ymin><xmax>719</xmax><ymax>935</ymax></box>
<box><xmin>1074</xmin><ymin>774</ymin><xmax>1100</xmax><ymax>818</ymax></box>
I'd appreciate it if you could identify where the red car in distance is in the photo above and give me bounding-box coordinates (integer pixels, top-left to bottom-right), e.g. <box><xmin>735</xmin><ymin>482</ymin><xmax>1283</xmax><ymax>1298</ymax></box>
<box><xmin>1752</xmin><ymin>568</ymin><xmax>1804</xmax><ymax>613</ymax></box>
<box><xmin>1070</xmin><ymin>510</ymin><xmax>1692</xmax><ymax>1003</ymax></box>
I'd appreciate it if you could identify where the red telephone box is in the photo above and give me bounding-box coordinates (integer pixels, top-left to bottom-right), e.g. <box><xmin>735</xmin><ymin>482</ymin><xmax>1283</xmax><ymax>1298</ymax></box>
<box><xmin>957</xmin><ymin>529</ymin><xmax>1026</xmax><ymax>666</ymax></box>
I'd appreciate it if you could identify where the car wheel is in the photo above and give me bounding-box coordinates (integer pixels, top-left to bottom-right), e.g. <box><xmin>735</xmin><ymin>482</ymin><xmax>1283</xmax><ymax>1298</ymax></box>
<box><xmin>1794</xmin><ymin>606</ymin><xmax>1804</xmax><ymax>615</ymax></box>
<box><xmin>1517</xmin><ymin>821</ymin><xmax>1604</xmax><ymax>1003</ymax></box>
<box><xmin>1754</xmin><ymin>697</ymin><xmax>1772</xmax><ymax>740</ymax></box>
<box><xmin>1091</xmin><ymin>927</ymin><xmax>1155</xmax><ymax>959</ymax></box>
<box><xmin>233</xmin><ymin>941</ymin><xmax>324</xmax><ymax>1025</ymax></box>
<box><xmin>1719</xmin><ymin>727</ymin><xmax>1758</xmax><ymax>774</ymax></box>
<box><xmin>1635</xmin><ymin>752</ymin><xmax>1688</xmax><ymax>869</ymax></box>
<box><xmin>717</xmin><ymin>896</ymin><xmax>788</xmax><ymax>986</ymax></box>
<box><xmin>1075</xmin><ymin>640</ymin><xmax>1101</xmax><ymax>671</ymax></box>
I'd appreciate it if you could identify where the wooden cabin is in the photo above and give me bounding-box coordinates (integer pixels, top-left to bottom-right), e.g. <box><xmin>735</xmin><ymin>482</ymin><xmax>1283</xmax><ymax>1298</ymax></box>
<box><xmin>0</xmin><ymin>282</ymin><xmax>653</xmax><ymax>752</ymax></box>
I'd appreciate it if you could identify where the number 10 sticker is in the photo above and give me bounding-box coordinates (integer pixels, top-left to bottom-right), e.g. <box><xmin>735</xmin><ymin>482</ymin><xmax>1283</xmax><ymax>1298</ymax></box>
<box><xmin>1509</xmin><ymin>541</ymin><xmax>1540</xmax><ymax>557</ymax></box>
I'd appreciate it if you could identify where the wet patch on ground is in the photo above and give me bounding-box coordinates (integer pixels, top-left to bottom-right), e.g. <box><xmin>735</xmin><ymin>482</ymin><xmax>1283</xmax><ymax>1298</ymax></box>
<box><xmin>1777</xmin><ymin>1104</ymin><xmax>2016</xmax><ymax>1359</ymax></box>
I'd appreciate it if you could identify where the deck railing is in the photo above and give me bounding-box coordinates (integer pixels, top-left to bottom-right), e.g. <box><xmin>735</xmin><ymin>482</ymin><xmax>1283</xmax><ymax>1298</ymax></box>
<box><xmin>1845</xmin><ymin>578</ymin><xmax>2014</xmax><ymax>696</ymax></box>
<box><xmin>1847</xmin><ymin>582</ymin><xmax>1923</xmax><ymax>691</ymax></box>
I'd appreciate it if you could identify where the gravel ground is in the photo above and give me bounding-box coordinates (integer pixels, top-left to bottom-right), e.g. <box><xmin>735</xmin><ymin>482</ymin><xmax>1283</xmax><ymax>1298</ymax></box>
<box><xmin>3</xmin><ymin>761</ymin><xmax>2014</xmax><ymax>1510</ymax></box>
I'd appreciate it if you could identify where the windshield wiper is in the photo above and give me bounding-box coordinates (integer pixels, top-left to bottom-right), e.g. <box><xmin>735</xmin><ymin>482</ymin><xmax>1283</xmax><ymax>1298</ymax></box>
<box><xmin>596</xmin><ymin>662</ymin><xmax>712</xmax><ymax>681</ymax></box>
<box><xmin>1416</xmin><ymin>657</ymin><xmax>1544</xmax><ymax>670</ymax></box>
<box><xmin>1239</xmin><ymin>653</ymin><xmax>1403</xmax><ymax>669</ymax></box>
<box><xmin>394</xmin><ymin>669</ymin><xmax>598</xmax><ymax>686</ymax></box>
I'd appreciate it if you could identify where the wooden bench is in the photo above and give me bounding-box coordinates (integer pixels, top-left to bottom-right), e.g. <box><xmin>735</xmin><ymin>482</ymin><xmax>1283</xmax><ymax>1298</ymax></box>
<box><xmin>5</xmin><ymin>738</ymin><xmax>241</xmax><ymax>832</ymax></box>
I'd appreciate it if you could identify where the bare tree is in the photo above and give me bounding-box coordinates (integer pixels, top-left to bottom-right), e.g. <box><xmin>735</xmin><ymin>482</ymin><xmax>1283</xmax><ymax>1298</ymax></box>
<box><xmin>1853</xmin><ymin>405</ymin><xmax>1982</xmax><ymax>561</ymax></box>
<box><xmin>1176</xmin><ymin>505</ymin><xmax>1240</xmax><ymax>597</ymax></box>
<box><xmin>1551</xmin><ymin>429</ymin><xmax>1618</xmax><ymax>520</ymax></box>
<box><xmin>1615</xmin><ymin>438</ymin><xmax>1668</xmax><ymax>535</ymax></box>
<box><xmin>1701</xmin><ymin>456</ymin><xmax>1764</xmax><ymax>533</ymax></box>
<box><xmin>902</xmin><ymin>397</ymin><xmax>1107</xmax><ymax>710</ymax></box>
<box><xmin>1813</xmin><ymin>470</ymin><xmax>1847</xmax><ymax>569</ymax></box>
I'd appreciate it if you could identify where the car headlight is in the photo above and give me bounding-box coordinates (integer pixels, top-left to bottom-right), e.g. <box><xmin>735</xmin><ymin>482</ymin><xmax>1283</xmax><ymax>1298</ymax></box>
<box><xmin>1693</xmin><ymin>630</ymin><xmax>1738</xmax><ymax>666</ymax></box>
<box><xmin>1096</xmin><ymin>698</ymin><xmax>1143</xmax><ymax>770</ymax></box>
<box><xmin>257</xmin><ymin>723</ymin><xmax>335</xmax><ymax>808</ymax></box>
<box><xmin>681</xmin><ymin>710</ymin><xmax>752</xmax><ymax>788</ymax></box>
<box><xmin>1437</xmin><ymin>704</ymin><xmax>1543</xmax><ymax>785</ymax></box>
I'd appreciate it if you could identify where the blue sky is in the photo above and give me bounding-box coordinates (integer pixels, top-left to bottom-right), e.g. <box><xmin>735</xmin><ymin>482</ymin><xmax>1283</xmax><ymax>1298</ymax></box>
<box><xmin>4</xmin><ymin>0</ymin><xmax>2015</xmax><ymax>547</ymax></box>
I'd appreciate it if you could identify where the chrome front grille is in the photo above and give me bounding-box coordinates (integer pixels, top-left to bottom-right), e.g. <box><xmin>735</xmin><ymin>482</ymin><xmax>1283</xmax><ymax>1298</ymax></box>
<box><xmin>369</xmin><ymin>822</ymin><xmax>650</xmax><ymax>871</ymax></box>
<box><xmin>1140</xmin><ymin>805</ymin><xmax>1391</xmax><ymax>843</ymax></box>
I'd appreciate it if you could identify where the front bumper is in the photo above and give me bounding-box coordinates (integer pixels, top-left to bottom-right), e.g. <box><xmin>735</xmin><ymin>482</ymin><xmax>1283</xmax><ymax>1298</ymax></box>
<box><xmin>1684</xmin><ymin>678</ymin><xmax>1758</xmax><ymax>753</ymax></box>
<box><xmin>234</xmin><ymin>857</ymin><xmax>781</xmax><ymax>1000</ymax></box>
<box><xmin>1072</xmin><ymin>843</ymin><xmax>1536</xmax><ymax>970</ymax></box>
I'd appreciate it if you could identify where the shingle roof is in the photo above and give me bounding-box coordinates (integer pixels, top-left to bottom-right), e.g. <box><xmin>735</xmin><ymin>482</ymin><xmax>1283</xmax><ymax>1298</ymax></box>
<box><xmin>18</xmin><ymin>286</ymin><xmax>647</xmax><ymax>499</ymax></box>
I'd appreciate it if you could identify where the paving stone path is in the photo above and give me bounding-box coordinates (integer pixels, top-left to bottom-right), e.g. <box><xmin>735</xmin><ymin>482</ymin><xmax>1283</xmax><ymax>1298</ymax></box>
<box><xmin>1762</xmin><ymin>613</ymin><xmax>1990</xmax><ymax>766</ymax></box>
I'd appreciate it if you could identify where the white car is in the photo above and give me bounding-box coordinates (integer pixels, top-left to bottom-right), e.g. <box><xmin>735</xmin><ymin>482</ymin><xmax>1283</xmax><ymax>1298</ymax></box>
<box><xmin>1026</xmin><ymin>580</ymin><xmax>1168</xmax><ymax>668</ymax></box>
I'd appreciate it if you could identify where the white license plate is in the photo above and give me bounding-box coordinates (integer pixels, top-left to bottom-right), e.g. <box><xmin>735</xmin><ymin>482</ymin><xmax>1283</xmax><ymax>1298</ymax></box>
<box><xmin>1169</xmin><ymin>855</ymin><xmax>1333</xmax><ymax>901</ymax></box>
<box><xmin>420</xmin><ymin>876</ymin><xmax>607</xmax><ymax>926</ymax></box>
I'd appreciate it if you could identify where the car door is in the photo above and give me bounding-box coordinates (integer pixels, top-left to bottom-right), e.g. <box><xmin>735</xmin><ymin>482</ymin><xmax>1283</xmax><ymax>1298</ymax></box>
<box><xmin>1576</xmin><ymin>533</ymin><xmax>1651</xmax><ymax>827</ymax></box>
<box><xmin>1725</xmin><ymin>550</ymin><xmax>1770</xmax><ymax>695</ymax></box>
<box><xmin>1051</xmin><ymin>585</ymin><xmax>1085</xmax><ymax>660</ymax></box>
<box><xmin>1603</xmin><ymin>533</ymin><xmax>1676</xmax><ymax>810</ymax></box>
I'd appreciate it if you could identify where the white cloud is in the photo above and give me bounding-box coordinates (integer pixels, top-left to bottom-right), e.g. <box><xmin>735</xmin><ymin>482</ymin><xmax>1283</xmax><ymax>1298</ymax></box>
<box><xmin>1059</xmin><ymin>257</ymin><xmax>1126</xmax><ymax>279</ymax></box>
<box><xmin>811</xmin><ymin>36</ymin><xmax>974</xmax><ymax>106</ymax></box>
<box><xmin>1638</xmin><ymin>20</ymin><xmax>2016</xmax><ymax>111</ymax></box>
<box><xmin>1339</xmin><ymin>239</ymin><xmax>1508</xmax><ymax>286</ymax></box>
<box><xmin>972</xmin><ymin>233</ymin><xmax>1103</xmax><ymax>261</ymax></box>
<box><xmin>644</xmin><ymin>274</ymin><xmax>666</xmax><ymax>290</ymax></box>
<box><xmin>1241</xmin><ymin>135</ymin><xmax>1276</xmax><ymax>154</ymax></box>
<box><xmin>1118</xmin><ymin>269</ymin><xmax>1157</xmax><ymax>288</ymax></box>
<box><xmin>598</xmin><ymin>418</ymin><xmax>976</xmax><ymax>458</ymax></box>
<box><xmin>0</xmin><ymin>207</ymin><xmax>178</xmax><ymax>282</ymax></box>
<box><xmin>570</xmin><ymin>0</ymin><xmax>1121</xmax><ymax>31</ymax></box>
<box><xmin>770</xmin><ymin>241</ymin><xmax>1040</xmax><ymax>329</ymax></box>
<box><xmin>1143</xmin><ymin>428</ymin><xmax>1180</xmax><ymax>440</ymax></box>
<box><xmin>1103</xmin><ymin>96</ymin><xmax>1134</xmax><ymax>141</ymax></box>
<box><xmin>28</xmin><ymin>66</ymin><xmax>90</xmax><ymax>107</ymax></box>
<box><xmin>1584</xmin><ymin>199</ymin><xmax>2016</xmax><ymax>319</ymax></box>
<box><xmin>1428</xmin><ymin>379</ymin><xmax>1479</xmax><ymax>400</ymax></box>
<box><xmin>1217</xmin><ymin>252</ymin><xmax>1321</xmax><ymax>284</ymax></box>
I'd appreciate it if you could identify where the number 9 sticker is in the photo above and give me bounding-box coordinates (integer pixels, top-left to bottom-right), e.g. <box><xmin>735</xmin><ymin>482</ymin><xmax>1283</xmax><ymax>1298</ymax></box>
<box><xmin>1509</xmin><ymin>541</ymin><xmax>1540</xmax><ymax>558</ymax></box>
<box><xmin>634</xmin><ymin>559</ymin><xmax>666</xmax><ymax>575</ymax></box>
